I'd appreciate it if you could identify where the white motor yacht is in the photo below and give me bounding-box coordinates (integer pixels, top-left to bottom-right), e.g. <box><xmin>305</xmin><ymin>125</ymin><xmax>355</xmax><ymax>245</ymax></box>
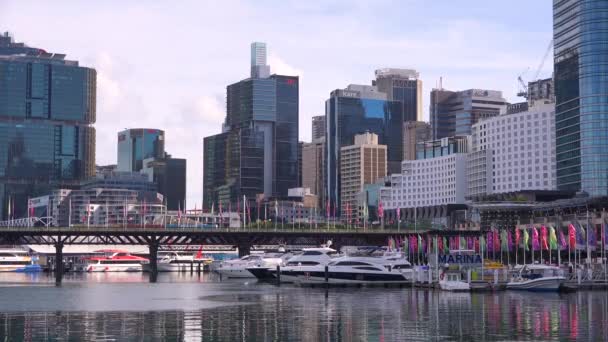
<box><xmin>439</xmin><ymin>269</ymin><xmax>470</xmax><ymax>292</ymax></box>
<box><xmin>295</xmin><ymin>256</ymin><xmax>409</xmax><ymax>285</ymax></box>
<box><xmin>271</xmin><ymin>247</ymin><xmax>339</xmax><ymax>282</ymax></box>
<box><xmin>215</xmin><ymin>252</ymin><xmax>285</xmax><ymax>278</ymax></box>
<box><xmin>142</xmin><ymin>251</ymin><xmax>213</xmax><ymax>272</ymax></box>
<box><xmin>506</xmin><ymin>264</ymin><xmax>565</xmax><ymax>291</ymax></box>
<box><xmin>0</xmin><ymin>249</ymin><xmax>41</xmax><ymax>272</ymax></box>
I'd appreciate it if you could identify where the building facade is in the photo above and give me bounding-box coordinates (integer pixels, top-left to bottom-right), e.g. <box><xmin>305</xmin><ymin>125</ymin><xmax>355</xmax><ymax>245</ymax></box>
<box><xmin>381</xmin><ymin>136</ymin><xmax>470</xmax><ymax>210</ymax></box>
<box><xmin>554</xmin><ymin>0</ymin><xmax>608</xmax><ymax>196</ymax></box>
<box><xmin>142</xmin><ymin>157</ymin><xmax>186</xmax><ymax>211</ymax></box>
<box><xmin>311</xmin><ymin>115</ymin><xmax>325</xmax><ymax>141</ymax></box>
<box><xmin>340</xmin><ymin>133</ymin><xmax>387</xmax><ymax>219</ymax></box>
<box><xmin>302</xmin><ymin>138</ymin><xmax>325</xmax><ymax>209</ymax></box>
<box><xmin>0</xmin><ymin>32</ymin><xmax>96</xmax><ymax>220</ymax></box>
<box><xmin>373</xmin><ymin>68</ymin><xmax>423</xmax><ymax>122</ymax></box>
<box><xmin>468</xmin><ymin>87</ymin><xmax>556</xmax><ymax>200</ymax></box>
<box><xmin>116</xmin><ymin>128</ymin><xmax>165</xmax><ymax>172</ymax></box>
<box><xmin>403</xmin><ymin>121</ymin><xmax>431</xmax><ymax>160</ymax></box>
<box><xmin>325</xmin><ymin>84</ymin><xmax>404</xmax><ymax>214</ymax></box>
<box><xmin>430</xmin><ymin>88</ymin><xmax>507</xmax><ymax>140</ymax></box>
<box><xmin>203</xmin><ymin>43</ymin><xmax>299</xmax><ymax>209</ymax></box>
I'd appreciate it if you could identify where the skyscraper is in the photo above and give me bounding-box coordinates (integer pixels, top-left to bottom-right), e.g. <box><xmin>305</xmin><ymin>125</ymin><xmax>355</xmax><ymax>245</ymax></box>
<box><xmin>554</xmin><ymin>0</ymin><xmax>608</xmax><ymax>196</ymax></box>
<box><xmin>203</xmin><ymin>43</ymin><xmax>299</xmax><ymax>209</ymax></box>
<box><xmin>430</xmin><ymin>88</ymin><xmax>507</xmax><ymax>140</ymax></box>
<box><xmin>374</xmin><ymin>68</ymin><xmax>422</xmax><ymax>122</ymax></box>
<box><xmin>325</xmin><ymin>84</ymin><xmax>404</xmax><ymax>213</ymax></box>
<box><xmin>116</xmin><ymin>128</ymin><xmax>165</xmax><ymax>172</ymax></box>
<box><xmin>302</xmin><ymin>138</ymin><xmax>325</xmax><ymax>209</ymax></box>
<box><xmin>0</xmin><ymin>32</ymin><xmax>96</xmax><ymax>220</ymax></box>
<box><xmin>311</xmin><ymin>115</ymin><xmax>325</xmax><ymax>141</ymax></box>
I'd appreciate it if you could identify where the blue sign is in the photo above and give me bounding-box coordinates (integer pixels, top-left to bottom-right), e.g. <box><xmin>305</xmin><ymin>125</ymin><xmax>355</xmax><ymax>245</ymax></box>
<box><xmin>438</xmin><ymin>254</ymin><xmax>482</xmax><ymax>265</ymax></box>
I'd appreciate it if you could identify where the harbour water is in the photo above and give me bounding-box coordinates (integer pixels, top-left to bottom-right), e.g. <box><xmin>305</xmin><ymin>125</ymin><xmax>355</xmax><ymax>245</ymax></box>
<box><xmin>0</xmin><ymin>273</ymin><xmax>606</xmax><ymax>341</ymax></box>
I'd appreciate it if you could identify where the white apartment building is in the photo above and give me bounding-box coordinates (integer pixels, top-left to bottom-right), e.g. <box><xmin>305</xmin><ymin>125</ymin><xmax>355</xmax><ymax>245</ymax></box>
<box><xmin>381</xmin><ymin>137</ymin><xmax>469</xmax><ymax>210</ymax></box>
<box><xmin>467</xmin><ymin>101</ymin><xmax>556</xmax><ymax>200</ymax></box>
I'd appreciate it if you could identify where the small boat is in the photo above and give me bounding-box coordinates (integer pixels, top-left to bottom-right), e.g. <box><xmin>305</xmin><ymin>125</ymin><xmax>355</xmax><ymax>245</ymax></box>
<box><xmin>0</xmin><ymin>249</ymin><xmax>41</xmax><ymax>272</ymax></box>
<box><xmin>215</xmin><ymin>252</ymin><xmax>285</xmax><ymax>278</ymax></box>
<box><xmin>295</xmin><ymin>256</ymin><xmax>409</xmax><ymax>285</ymax></box>
<box><xmin>86</xmin><ymin>249</ymin><xmax>148</xmax><ymax>272</ymax></box>
<box><xmin>506</xmin><ymin>264</ymin><xmax>565</xmax><ymax>292</ymax></box>
<box><xmin>439</xmin><ymin>269</ymin><xmax>470</xmax><ymax>292</ymax></box>
<box><xmin>272</xmin><ymin>247</ymin><xmax>339</xmax><ymax>282</ymax></box>
<box><xmin>246</xmin><ymin>252</ymin><xmax>294</xmax><ymax>280</ymax></box>
<box><xmin>143</xmin><ymin>251</ymin><xmax>213</xmax><ymax>272</ymax></box>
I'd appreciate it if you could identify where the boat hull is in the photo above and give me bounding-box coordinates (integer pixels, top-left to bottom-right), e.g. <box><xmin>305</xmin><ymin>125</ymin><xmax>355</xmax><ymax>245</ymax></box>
<box><xmin>506</xmin><ymin>276</ymin><xmax>565</xmax><ymax>292</ymax></box>
<box><xmin>246</xmin><ymin>267</ymin><xmax>277</xmax><ymax>280</ymax></box>
<box><xmin>215</xmin><ymin>267</ymin><xmax>256</xmax><ymax>278</ymax></box>
<box><xmin>143</xmin><ymin>262</ymin><xmax>208</xmax><ymax>272</ymax></box>
<box><xmin>439</xmin><ymin>280</ymin><xmax>470</xmax><ymax>292</ymax></box>
<box><xmin>86</xmin><ymin>264</ymin><xmax>143</xmax><ymax>272</ymax></box>
<box><xmin>293</xmin><ymin>270</ymin><xmax>407</xmax><ymax>285</ymax></box>
<box><xmin>0</xmin><ymin>264</ymin><xmax>42</xmax><ymax>272</ymax></box>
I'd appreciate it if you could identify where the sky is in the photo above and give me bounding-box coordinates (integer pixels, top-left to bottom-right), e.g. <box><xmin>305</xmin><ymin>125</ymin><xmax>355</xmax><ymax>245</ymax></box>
<box><xmin>1</xmin><ymin>0</ymin><xmax>554</xmax><ymax>209</ymax></box>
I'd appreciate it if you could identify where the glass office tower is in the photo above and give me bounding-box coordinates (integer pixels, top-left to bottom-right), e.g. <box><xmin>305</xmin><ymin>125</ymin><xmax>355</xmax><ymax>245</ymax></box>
<box><xmin>0</xmin><ymin>32</ymin><xmax>96</xmax><ymax>220</ymax></box>
<box><xmin>116</xmin><ymin>128</ymin><xmax>165</xmax><ymax>172</ymax></box>
<box><xmin>203</xmin><ymin>43</ymin><xmax>299</xmax><ymax>209</ymax></box>
<box><xmin>554</xmin><ymin>0</ymin><xmax>608</xmax><ymax>196</ymax></box>
<box><xmin>325</xmin><ymin>85</ymin><xmax>403</xmax><ymax>213</ymax></box>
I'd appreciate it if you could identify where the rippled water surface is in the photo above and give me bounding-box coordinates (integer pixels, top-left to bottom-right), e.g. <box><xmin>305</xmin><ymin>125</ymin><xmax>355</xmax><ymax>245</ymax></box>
<box><xmin>0</xmin><ymin>273</ymin><xmax>606</xmax><ymax>341</ymax></box>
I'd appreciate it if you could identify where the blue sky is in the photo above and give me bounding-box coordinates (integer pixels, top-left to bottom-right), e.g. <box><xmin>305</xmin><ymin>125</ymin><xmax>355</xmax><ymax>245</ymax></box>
<box><xmin>1</xmin><ymin>0</ymin><xmax>553</xmax><ymax>208</ymax></box>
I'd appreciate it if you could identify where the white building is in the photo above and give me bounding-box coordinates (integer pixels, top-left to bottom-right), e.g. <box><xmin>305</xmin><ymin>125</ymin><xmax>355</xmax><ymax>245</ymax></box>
<box><xmin>381</xmin><ymin>137</ymin><xmax>469</xmax><ymax>210</ymax></box>
<box><xmin>467</xmin><ymin>101</ymin><xmax>556</xmax><ymax>200</ymax></box>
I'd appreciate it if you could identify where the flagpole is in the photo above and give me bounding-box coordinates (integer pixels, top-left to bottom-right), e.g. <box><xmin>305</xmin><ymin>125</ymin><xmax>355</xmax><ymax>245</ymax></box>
<box><xmin>586</xmin><ymin>209</ymin><xmax>590</xmax><ymax>265</ymax></box>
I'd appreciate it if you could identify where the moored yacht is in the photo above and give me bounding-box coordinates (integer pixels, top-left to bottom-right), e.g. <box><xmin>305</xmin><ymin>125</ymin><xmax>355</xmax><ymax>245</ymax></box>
<box><xmin>0</xmin><ymin>249</ymin><xmax>41</xmax><ymax>272</ymax></box>
<box><xmin>215</xmin><ymin>252</ymin><xmax>286</xmax><ymax>278</ymax></box>
<box><xmin>506</xmin><ymin>264</ymin><xmax>566</xmax><ymax>291</ymax></box>
<box><xmin>271</xmin><ymin>247</ymin><xmax>339</xmax><ymax>282</ymax></box>
<box><xmin>143</xmin><ymin>251</ymin><xmax>213</xmax><ymax>272</ymax></box>
<box><xmin>295</xmin><ymin>256</ymin><xmax>409</xmax><ymax>284</ymax></box>
<box><xmin>439</xmin><ymin>268</ymin><xmax>470</xmax><ymax>292</ymax></box>
<box><xmin>86</xmin><ymin>249</ymin><xmax>148</xmax><ymax>272</ymax></box>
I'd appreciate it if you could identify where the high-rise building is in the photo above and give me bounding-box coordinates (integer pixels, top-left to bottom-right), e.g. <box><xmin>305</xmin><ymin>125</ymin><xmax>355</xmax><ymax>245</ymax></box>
<box><xmin>250</xmin><ymin>42</ymin><xmax>270</xmax><ymax>79</ymax></box>
<box><xmin>116</xmin><ymin>128</ymin><xmax>165</xmax><ymax>172</ymax></box>
<box><xmin>340</xmin><ymin>133</ymin><xmax>387</xmax><ymax>219</ymax></box>
<box><xmin>403</xmin><ymin>121</ymin><xmax>431</xmax><ymax>160</ymax></box>
<box><xmin>311</xmin><ymin>115</ymin><xmax>325</xmax><ymax>141</ymax></box>
<box><xmin>142</xmin><ymin>157</ymin><xmax>186</xmax><ymax>211</ymax></box>
<box><xmin>203</xmin><ymin>43</ymin><xmax>299</xmax><ymax>209</ymax></box>
<box><xmin>0</xmin><ymin>32</ymin><xmax>96</xmax><ymax>220</ymax></box>
<box><xmin>430</xmin><ymin>88</ymin><xmax>507</xmax><ymax>140</ymax></box>
<box><xmin>374</xmin><ymin>68</ymin><xmax>422</xmax><ymax>122</ymax></box>
<box><xmin>302</xmin><ymin>138</ymin><xmax>325</xmax><ymax>208</ymax></box>
<box><xmin>325</xmin><ymin>84</ymin><xmax>404</xmax><ymax>213</ymax></box>
<box><xmin>468</xmin><ymin>91</ymin><xmax>556</xmax><ymax>200</ymax></box>
<box><xmin>554</xmin><ymin>0</ymin><xmax>608</xmax><ymax>196</ymax></box>
<box><xmin>297</xmin><ymin>141</ymin><xmax>303</xmax><ymax>187</ymax></box>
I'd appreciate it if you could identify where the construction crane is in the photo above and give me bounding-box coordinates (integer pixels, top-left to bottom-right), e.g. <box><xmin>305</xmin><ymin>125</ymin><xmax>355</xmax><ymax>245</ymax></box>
<box><xmin>517</xmin><ymin>39</ymin><xmax>554</xmax><ymax>99</ymax></box>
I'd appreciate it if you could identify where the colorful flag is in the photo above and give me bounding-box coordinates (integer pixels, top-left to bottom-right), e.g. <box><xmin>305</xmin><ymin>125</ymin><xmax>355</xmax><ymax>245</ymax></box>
<box><xmin>438</xmin><ymin>236</ymin><xmax>444</xmax><ymax>253</ymax></box>
<box><xmin>540</xmin><ymin>226</ymin><xmax>549</xmax><ymax>250</ymax></box>
<box><xmin>493</xmin><ymin>230</ymin><xmax>500</xmax><ymax>252</ymax></box>
<box><xmin>575</xmin><ymin>223</ymin><xmax>586</xmax><ymax>250</ymax></box>
<box><xmin>480</xmin><ymin>235</ymin><xmax>486</xmax><ymax>254</ymax></box>
<box><xmin>549</xmin><ymin>226</ymin><xmax>558</xmax><ymax>250</ymax></box>
<box><xmin>559</xmin><ymin>228</ymin><xmax>567</xmax><ymax>250</ymax></box>
<box><xmin>378</xmin><ymin>200</ymin><xmax>384</xmax><ymax>219</ymax></box>
<box><xmin>604</xmin><ymin>222</ymin><xmax>608</xmax><ymax>251</ymax></box>
<box><xmin>396</xmin><ymin>207</ymin><xmax>400</xmax><ymax>221</ymax></box>
<box><xmin>532</xmin><ymin>227</ymin><xmax>540</xmax><ymax>251</ymax></box>
<box><xmin>403</xmin><ymin>236</ymin><xmax>408</xmax><ymax>252</ymax></box>
<box><xmin>501</xmin><ymin>230</ymin><xmax>508</xmax><ymax>251</ymax></box>
<box><xmin>486</xmin><ymin>232</ymin><xmax>493</xmax><ymax>252</ymax></box>
<box><xmin>418</xmin><ymin>235</ymin><xmax>423</xmax><ymax>254</ymax></box>
<box><xmin>568</xmin><ymin>224</ymin><xmax>576</xmax><ymax>249</ymax></box>
<box><xmin>523</xmin><ymin>229</ymin><xmax>529</xmax><ymax>251</ymax></box>
<box><xmin>460</xmin><ymin>236</ymin><xmax>466</xmax><ymax>250</ymax></box>
<box><xmin>515</xmin><ymin>228</ymin><xmax>521</xmax><ymax>247</ymax></box>
<box><xmin>587</xmin><ymin>224</ymin><xmax>597</xmax><ymax>251</ymax></box>
<box><xmin>507</xmin><ymin>230</ymin><xmax>514</xmax><ymax>251</ymax></box>
<box><xmin>468</xmin><ymin>236</ymin><xmax>474</xmax><ymax>250</ymax></box>
<box><xmin>443</xmin><ymin>237</ymin><xmax>449</xmax><ymax>254</ymax></box>
<box><xmin>475</xmin><ymin>236</ymin><xmax>480</xmax><ymax>253</ymax></box>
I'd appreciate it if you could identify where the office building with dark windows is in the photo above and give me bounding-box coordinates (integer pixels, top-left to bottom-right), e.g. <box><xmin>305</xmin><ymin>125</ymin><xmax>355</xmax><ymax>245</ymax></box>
<box><xmin>554</xmin><ymin>0</ymin><xmax>608</xmax><ymax>196</ymax></box>
<box><xmin>311</xmin><ymin>115</ymin><xmax>325</xmax><ymax>141</ymax></box>
<box><xmin>116</xmin><ymin>128</ymin><xmax>165</xmax><ymax>172</ymax></box>
<box><xmin>203</xmin><ymin>42</ymin><xmax>299</xmax><ymax>209</ymax></box>
<box><xmin>325</xmin><ymin>83</ymin><xmax>405</xmax><ymax>214</ymax></box>
<box><xmin>142</xmin><ymin>157</ymin><xmax>186</xmax><ymax>211</ymax></box>
<box><xmin>0</xmin><ymin>32</ymin><xmax>96</xmax><ymax>220</ymax></box>
<box><xmin>373</xmin><ymin>68</ymin><xmax>422</xmax><ymax>122</ymax></box>
<box><xmin>430</xmin><ymin>88</ymin><xmax>507</xmax><ymax>140</ymax></box>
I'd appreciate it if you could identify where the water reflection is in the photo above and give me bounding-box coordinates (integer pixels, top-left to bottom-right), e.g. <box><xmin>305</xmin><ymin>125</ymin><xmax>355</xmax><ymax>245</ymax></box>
<box><xmin>0</xmin><ymin>276</ymin><xmax>606</xmax><ymax>341</ymax></box>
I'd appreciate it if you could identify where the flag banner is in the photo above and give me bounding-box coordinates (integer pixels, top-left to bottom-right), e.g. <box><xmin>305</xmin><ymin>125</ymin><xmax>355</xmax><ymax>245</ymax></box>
<box><xmin>493</xmin><ymin>230</ymin><xmax>500</xmax><ymax>252</ymax></box>
<box><xmin>468</xmin><ymin>236</ymin><xmax>474</xmax><ymax>250</ymax></box>
<box><xmin>515</xmin><ymin>228</ymin><xmax>521</xmax><ymax>248</ymax></box>
<box><xmin>558</xmin><ymin>228</ymin><xmax>567</xmax><ymax>250</ymax></box>
<box><xmin>532</xmin><ymin>227</ymin><xmax>540</xmax><ymax>251</ymax></box>
<box><xmin>523</xmin><ymin>229</ymin><xmax>529</xmax><ymax>251</ymax></box>
<box><xmin>549</xmin><ymin>226</ymin><xmax>558</xmax><ymax>251</ymax></box>
<box><xmin>501</xmin><ymin>230</ymin><xmax>508</xmax><ymax>251</ymax></box>
<box><xmin>480</xmin><ymin>235</ymin><xmax>485</xmax><ymax>254</ymax></box>
<box><xmin>443</xmin><ymin>237</ymin><xmax>449</xmax><ymax>254</ymax></box>
<box><xmin>587</xmin><ymin>224</ymin><xmax>597</xmax><ymax>251</ymax></box>
<box><xmin>438</xmin><ymin>236</ymin><xmax>444</xmax><ymax>253</ymax></box>
<box><xmin>486</xmin><ymin>232</ymin><xmax>493</xmax><ymax>252</ymax></box>
<box><xmin>418</xmin><ymin>235</ymin><xmax>423</xmax><ymax>254</ymax></box>
<box><xmin>568</xmin><ymin>224</ymin><xmax>576</xmax><ymax>249</ymax></box>
<box><xmin>460</xmin><ymin>236</ymin><xmax>466</xmax><ymax>250</ymax></box>
<box><xmin>540</xmin><ymin>226</ymin><xmax>549</xmax><ymax>251</ymax></box>
<box><xmin>507</xmin><ymin>230</ymin><xmax>514</xmax><ymax>251</ymax></box>
<box><xmin>604</xmin><ymin>222</ymin><xmax>608</xmax><ymax>251</ymax></box>
<box><xmin>575</xmin><ymin>223</ymin><xmax>586</xmax><ymax>250</ymax></box>
<box><xmin>474</xmin><ymin>236</ymin><xmax>480</xmax><ymax>253</ymax></box>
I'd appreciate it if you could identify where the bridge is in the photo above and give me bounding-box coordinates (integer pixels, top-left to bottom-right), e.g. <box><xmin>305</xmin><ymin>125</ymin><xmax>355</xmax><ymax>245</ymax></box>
<box><xmin>0</xmin><ymin>226</ymin><xmax>482</xmax><ymax>285</ymax></box>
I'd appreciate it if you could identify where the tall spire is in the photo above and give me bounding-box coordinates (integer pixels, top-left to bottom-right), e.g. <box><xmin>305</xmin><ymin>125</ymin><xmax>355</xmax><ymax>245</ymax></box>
<box><xmin>250</xmin><ymin>42</ymin><xmax>270</xmax><ymax>78</ymax></box>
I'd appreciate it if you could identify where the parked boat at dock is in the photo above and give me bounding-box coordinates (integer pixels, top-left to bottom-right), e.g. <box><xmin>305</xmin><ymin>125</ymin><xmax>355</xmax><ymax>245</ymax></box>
<box><xmin>271</xmin><ymin>247</ymin><xmax>339</xmax><ymax>282</ymax></box>
<box><xmin>215</xmin><ymin>252</ymin><xmax>286</xmax><ymax>278</ymax></box>
<box><xmin>85</xmin><ymin>249</ymin><xmax>148</xmax><ymax>272</ymax></box>
<box><xmin>0</xmin><ymin>249</ymin><xmax>41</xmax><ymax>272</ymax></box>
<box><xmin>142</xmin><ymin>251</ymin><xmax>213</xmax><ymax>272</ymax></box>
<box><xmin>506</xmin><ymin>264</ymin><xmax>566</xmax><ymax>291</ymax></box>
<box><xmin>439</xmin><ymin>268</ymin><xmax>470</xmax><ymax>292</ymax></box>
<box><xmin>295</xmin><ymin>256</ymin><xmax>409</xmax><ymax>285</ymax></box>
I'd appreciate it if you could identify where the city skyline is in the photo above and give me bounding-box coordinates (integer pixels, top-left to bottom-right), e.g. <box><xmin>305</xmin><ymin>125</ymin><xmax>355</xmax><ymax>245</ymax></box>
<box><xmin>1</xmin><ymin>0</ymin><xmax>554</xmax><ymax>208</ymax></box>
